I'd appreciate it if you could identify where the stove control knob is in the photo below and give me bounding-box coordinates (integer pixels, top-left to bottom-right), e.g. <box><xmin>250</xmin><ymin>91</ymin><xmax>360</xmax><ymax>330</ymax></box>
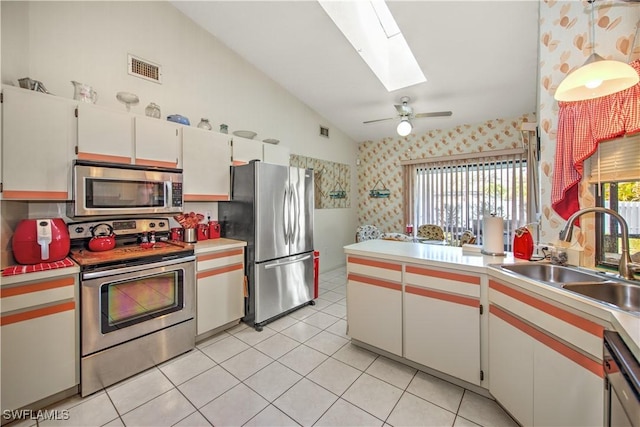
<box><xmin>149</xmin><ymin>222</ymin><xmax>156</xmax><ymax>228</ymax></box>
<box><xmin>75</xmin><ymin>226</ymin><xmax>85</xmax><ymax>234</ymax></box>
<box><xmin>158</xmin><ymin>221</ymin><xmax>166</xmax><ymax>228</ymax></box>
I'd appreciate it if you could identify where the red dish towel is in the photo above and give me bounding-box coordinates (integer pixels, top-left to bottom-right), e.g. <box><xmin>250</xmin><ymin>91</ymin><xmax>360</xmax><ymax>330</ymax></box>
<box><xmin>552</xmin><ymin>59</ymin><xmax>640</xmax><ymax>220</ymax></box>
<box><xmin>2</xmin><ymin>257</ymin><xmax>76</xmax><ymax>277</ymax></box>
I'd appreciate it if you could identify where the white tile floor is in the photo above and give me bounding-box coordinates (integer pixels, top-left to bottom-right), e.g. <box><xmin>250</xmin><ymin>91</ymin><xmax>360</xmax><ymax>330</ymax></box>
<box><xmin>29</xmin><ymin>267</ymin><xmax>519</xmax><ymax>427</ymax></box>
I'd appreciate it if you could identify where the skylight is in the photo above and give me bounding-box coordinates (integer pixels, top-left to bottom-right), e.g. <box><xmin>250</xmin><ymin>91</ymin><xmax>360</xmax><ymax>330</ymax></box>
<box><xmin>318</xmin><ymin>0</ymin><xmax>426</xmax><ymax>92</ymax></box>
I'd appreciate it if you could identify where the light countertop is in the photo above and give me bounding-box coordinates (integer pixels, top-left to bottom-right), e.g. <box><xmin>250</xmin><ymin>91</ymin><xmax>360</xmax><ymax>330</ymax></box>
<box><xmin>186</xmin><ymin>238</ymin><xmax>247</xmax><ymax>254</ymax></box>
<box><xmin>344</xmin><ymin>239</ymin><xmax>640</xmax><ymax>360</ymax></box>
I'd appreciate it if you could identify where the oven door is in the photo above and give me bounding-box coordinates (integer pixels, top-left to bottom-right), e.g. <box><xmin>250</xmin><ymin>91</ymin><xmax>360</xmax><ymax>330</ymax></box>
<box><xmin>81</xmin><ymin>256</ymin><xmax>195</xmax><ymax>356</ymax></box>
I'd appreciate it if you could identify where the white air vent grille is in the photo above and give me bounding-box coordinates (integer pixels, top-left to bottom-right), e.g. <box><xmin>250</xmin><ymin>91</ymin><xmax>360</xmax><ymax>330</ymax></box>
<box><xmin>128</xmin><ymin>54</ymin><xmax>162</xmax><ymax>84</ymax></box>
<box><xmin>320</xmin><ymin>126</ymin><xmax>329</xmax><ymax>138</ymax></box>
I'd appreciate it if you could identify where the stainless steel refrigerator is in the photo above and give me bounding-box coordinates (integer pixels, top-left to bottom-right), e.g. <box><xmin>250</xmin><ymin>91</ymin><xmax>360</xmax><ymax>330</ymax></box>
<box><xmin>218</xmin><ymin>161</ymin><xmax>314</xmax><ymax>330</ymax></box>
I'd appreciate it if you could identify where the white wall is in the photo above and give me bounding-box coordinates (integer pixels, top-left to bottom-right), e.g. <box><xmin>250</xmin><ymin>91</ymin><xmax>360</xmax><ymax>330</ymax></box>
<box><xmin>1</xmin><ymin>1</ymin><xmax>357</xmax><ymax>271</ymax></box>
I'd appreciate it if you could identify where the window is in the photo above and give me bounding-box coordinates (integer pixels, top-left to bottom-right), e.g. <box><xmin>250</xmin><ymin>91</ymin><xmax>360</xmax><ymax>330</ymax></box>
<box><xmin>588</xmin><ymin>134</ymin><xmax>640</xmax><ymax>268</ymax></box>
<box><xmin>595</xmin><ymin>181</ymin><xmax>640</xmax><ymax>268</ymax></box>
<box><xmin>404</xmin><ymin>149</ymin><xmax>528</xmax><ymax>250</ymax></box>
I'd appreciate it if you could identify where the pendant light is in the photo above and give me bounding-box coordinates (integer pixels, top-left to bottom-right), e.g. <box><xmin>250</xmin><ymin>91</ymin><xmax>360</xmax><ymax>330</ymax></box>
<box><xmin>397</xmin><ymin>117</ymin><xmax>412</xmax><ymax>136</ymax></box>
<box><xmin>554</xmin><ymin>0</ymin><xmax>638</xmax><ymax>102</ymax></box>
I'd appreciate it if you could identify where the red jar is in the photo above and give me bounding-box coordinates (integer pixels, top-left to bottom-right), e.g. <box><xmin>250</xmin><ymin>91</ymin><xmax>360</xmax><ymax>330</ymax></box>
<box><xmin>197</xmin><ymin>224</ymin><xmax>209</xmax><ymax>241</ymax></box>
<box><xmin>208</xmin><ymin>221</ymin><xmax>220</xmax><ymax>239</ymax></box>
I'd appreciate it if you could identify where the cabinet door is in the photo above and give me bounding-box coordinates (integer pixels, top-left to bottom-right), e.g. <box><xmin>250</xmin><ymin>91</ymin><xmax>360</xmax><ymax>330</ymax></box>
<box><xmin>196</xmin><ymin>249</ymin><xmax>245</xmax><ymax>335</ymax></box>
<box><xmin>346</xmin><ymin>258</ymin><xmax>403</xmax><ymax>356</ymax></box>
<box><xmin>232</xmin><ymin>136</ymin><xmax>263</xmax><ymax>165</ymax></box>
<box><xmin>2</xmin><ymin>86</ymin><xmax>76</xmax><ymax>200</ymax></box>
<box><xmin>134</xmin><ymin>116</ymin><xmax>182</xmax><ymax>168</ymax></box>
<box><xmin>1</xmin><ymin>276</ymin><xmax>77</xmax><ymax>412</ymax></box>
<box><xmin>533</xmin><ymin>337</ymin><xmax>603</xmax><ymax>427</ymax></box>
<box><xmin>182</xmin><ymin>127</ymin><xmax>231</xmax><ymax>202</ymax></box>
<box><xmin>77</xmin><ymin>103</ymin><xmax>133</xmax><ymax>164</ymax></box>
<box><xmin>262</xmin><ymin>143</ymin><xmax>290</xmax><ymax>166</ymax></box>
<box><xmin>404</xmin><ymin>266</ymin><xmax>481</xmax><ymax>385</ymax></box>
<box><xmin>488</xmin><ymin>308</ymin><xmax>534</xmax><ymax>426</ymax></box>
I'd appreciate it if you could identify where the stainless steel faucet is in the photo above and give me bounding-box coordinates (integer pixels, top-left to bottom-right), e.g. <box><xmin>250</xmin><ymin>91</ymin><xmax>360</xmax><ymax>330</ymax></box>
<box><xmin>558</xmin><ymin>207</ymin><xmax>639</xmax><ymax>280</ymax></box>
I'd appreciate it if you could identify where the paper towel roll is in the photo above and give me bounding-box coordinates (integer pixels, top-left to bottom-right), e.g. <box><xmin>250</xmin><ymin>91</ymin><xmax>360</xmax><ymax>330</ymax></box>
<box><xmin>482</xmin><ymin>215</ymin><xmax>505</xmax><ymax>256</ymax></box>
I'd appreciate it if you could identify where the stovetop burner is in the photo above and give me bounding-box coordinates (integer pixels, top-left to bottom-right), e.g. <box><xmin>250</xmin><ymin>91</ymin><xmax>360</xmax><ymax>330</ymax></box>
<box><xmin>67</xmin><ymin>218</ymin><xmax>193</xmax><ymax>268</ymax></box>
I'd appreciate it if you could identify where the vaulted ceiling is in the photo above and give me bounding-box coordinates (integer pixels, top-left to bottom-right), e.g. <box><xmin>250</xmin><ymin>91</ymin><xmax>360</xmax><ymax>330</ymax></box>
<box><xmin>171</xmin><ymin>1</ymin><xmax>539</xmax><ymax>142</ymax></box>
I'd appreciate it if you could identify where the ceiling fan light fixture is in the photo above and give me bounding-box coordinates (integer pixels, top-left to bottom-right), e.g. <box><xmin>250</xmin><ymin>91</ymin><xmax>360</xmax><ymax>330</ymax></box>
<box><xmin>555</xmin><ymin>53</ymin><xmax>639</xmax><ymax>102</ymax></box>
<box><xmin>397</xmin><ymin>118</ymin><xmax>412</xmax><ymax>136</ymax></box>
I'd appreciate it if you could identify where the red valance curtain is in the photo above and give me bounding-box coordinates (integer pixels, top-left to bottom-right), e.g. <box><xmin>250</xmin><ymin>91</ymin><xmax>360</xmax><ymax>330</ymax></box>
<box><xmin>551</xmin><ymin>59</ymin><xmax>640</xmax><ymax>220</ymax></box>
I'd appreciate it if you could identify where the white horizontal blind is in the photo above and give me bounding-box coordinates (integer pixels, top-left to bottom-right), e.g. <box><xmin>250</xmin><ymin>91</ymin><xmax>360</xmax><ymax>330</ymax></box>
<box><xmin>587</xmin><ymin>133</ymin><xmax>640</xmax><ymax>183</ymax></box>
<box><xmin>412</xmin><ymin>152</ymin><xmax>527</xmax><ymax>250</ymax></box>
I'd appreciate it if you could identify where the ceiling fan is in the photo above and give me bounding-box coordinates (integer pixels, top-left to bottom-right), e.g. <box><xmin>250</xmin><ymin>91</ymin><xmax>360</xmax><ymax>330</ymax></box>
<box><xmin>363</xmin><ymin>96</ymin><xmax>452</xmax><ymax>136</ymax></box>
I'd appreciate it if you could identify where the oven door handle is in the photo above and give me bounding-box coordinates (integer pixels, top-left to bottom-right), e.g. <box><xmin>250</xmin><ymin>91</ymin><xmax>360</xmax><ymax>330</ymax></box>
<box><xmin>82</xmin><ymin>255</ymin><xmax>195</xmax><ymax>280</ymax></box>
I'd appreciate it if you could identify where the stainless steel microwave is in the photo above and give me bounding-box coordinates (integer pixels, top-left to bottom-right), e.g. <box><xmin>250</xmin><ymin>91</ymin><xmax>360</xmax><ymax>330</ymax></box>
<box><xmin>72</xmin><ymin>161</ymin><xmax>183</xmax><ymax>216</ymax></box>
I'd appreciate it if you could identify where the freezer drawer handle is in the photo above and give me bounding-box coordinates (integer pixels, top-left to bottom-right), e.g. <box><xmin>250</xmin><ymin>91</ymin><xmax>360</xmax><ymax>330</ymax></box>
<box><xmin>265</xmin><ymin>254</ymin><xmax>312</xmax><ymax>269</ymax></box>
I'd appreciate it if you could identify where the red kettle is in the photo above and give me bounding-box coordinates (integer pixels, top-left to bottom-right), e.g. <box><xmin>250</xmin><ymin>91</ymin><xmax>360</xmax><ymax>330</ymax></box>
<box><xmin>513</xmin><ymin>227</ymin><xmax>534</xmax><ymax>260</ymax></box>
<box><xmin>89</xmin><ymin>223</ymin><xmax>116</xmax><ymax>252</ymax></box>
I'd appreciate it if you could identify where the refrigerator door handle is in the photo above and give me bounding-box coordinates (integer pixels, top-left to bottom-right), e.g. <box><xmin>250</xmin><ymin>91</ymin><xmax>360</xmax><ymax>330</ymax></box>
<box><xmin>283</xmin><ymin>186</ymin><xmax>289</xmax><ymax>244</ymax></box>
<box><xmin>293</xmin><ymin>185</ymin><xmax>299</xmax><ymax>243</ymax></box>
<box><xmin>265</xmin><ymin>254</ymin><xmax>312</xmax><ymax>269</ymax></box>
<box><xmin>289</xmin><ymin>183</ymin><xmax>295</xmax><ymax>243</ymax></box>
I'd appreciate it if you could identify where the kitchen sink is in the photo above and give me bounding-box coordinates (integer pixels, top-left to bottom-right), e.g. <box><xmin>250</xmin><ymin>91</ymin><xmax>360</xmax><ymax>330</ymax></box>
<box><xmin>500</xmin><ymin>263</ymin><xmax>608</xmax><ymax>286</ymax></box>
<box><xmin>499</xmin><ymin>263</ymin><xmax>640</xmax><ymax>313</ymax></box>
<box><xmin>562</xmin><ymin>282</ymin><xmax>640</xmax><ymax>314</ymax></box>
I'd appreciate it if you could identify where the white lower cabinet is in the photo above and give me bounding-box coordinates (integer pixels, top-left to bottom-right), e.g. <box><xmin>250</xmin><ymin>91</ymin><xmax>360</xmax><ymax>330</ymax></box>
<box><xmin>489</xmin><ymin>310</ymin><xmax>534</xmax><ymax>426</ymax></box>
<box><xmin>1</xmin><ymin>275</ymin><xmax>78</xmax><ymax>412</ymax></box>
<box><xmin>346</xmin><ymin>257</ymin><xmax>402</xmax><ymax>356</ymax></box>
<box><xmin>489</xmin><ymin>280</ymin><xmax>604</xmax><ymax>427</ymax></box>
<box><xmin>196</xmin><ymin>248</ymin><xmax>245</xmax><ymax>335</ymax></box>
<box><xmin>404</xmin><ymin>266</ymin><xmax>481</xmax><ymax>385</ymax></box>
<box><xmin>533</xmin><ymin>339</ymin><xmax>603</xmax><ymax>427</ymax></box>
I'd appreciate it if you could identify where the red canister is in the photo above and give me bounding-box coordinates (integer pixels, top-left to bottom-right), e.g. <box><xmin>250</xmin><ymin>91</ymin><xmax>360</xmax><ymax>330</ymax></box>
<box><xmin>513</xmin><ymin>227</ymin><xmax>534</xmax><ymax>260</ymax></box>
<box><xmin>170</xmin><ymin>227</ymin><xmax>183</xmax><ymax>241</ymax></box>
<box><xmin>208</xmin><ymin>221</ymin><xmax>220</xmax><ymax>239</ymax></box>
<box><xmin>197</xmin><ymin>224</ymin><xmax>209</xmax><ymax>241</ymax></box>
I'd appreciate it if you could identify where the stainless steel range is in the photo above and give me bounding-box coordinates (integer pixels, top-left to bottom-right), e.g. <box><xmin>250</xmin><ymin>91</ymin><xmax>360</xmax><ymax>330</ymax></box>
<box><xmin>68</xmin><ymin>218</ymin><xmax>195</xmax><ymax>397</ymax></box>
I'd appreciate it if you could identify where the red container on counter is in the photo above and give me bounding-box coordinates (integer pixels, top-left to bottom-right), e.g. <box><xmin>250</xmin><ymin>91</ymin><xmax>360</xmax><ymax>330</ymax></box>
<box><xmin>197</xmin><ymin>223</ymin><xmax>209</xmax><ymax>241</ymax></box>
<box><xmin>12</xmin><ymin>218</ymin><xmax>70</xmax><ymax>264</ymax></box>
<box><xmin>208</xmin><ymin>221</ymin><xmax>220</xmax><ymax>239</ymax></box>
<box><xmin>513</xmin><ymin>227</ymin><xmax>534</xmax><ymax>260</ymax></box>
<box><xmin>170</xmin><ymin>227</ymin><xmax>183</xmax><ymax>241</ymax></box>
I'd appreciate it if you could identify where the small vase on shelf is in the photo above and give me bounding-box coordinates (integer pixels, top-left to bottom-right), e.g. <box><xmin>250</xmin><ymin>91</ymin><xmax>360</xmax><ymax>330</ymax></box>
<box><xmin>145</xmin><ymin>102</ymin><xmax>161</xmax><ymax>119</ymax></box>
<box><xmin>197</xmin><ymin>118</ymin><xmax>212</xmax><ymax>130</ymax></box>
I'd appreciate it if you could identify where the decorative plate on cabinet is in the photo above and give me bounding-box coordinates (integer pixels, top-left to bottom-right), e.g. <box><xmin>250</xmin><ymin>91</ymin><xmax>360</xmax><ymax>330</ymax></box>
<box><xmin>233</xmin><ymin>130</ymin><xmax>257</xmax><ymax>139</ymax></box>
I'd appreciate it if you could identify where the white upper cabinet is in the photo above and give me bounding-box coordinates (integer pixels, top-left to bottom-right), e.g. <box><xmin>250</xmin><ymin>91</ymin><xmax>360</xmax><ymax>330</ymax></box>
<box><xmin>182</xmin><ymin>127</ymin><xmax>231</xmax><ymax>201</ymax></box>
<box><xmin>262</xmin><ymin>143</ymin><xmax>290</xmax><ymax>166</ymax></box>
<box><xmin>134</xmin><ymin>116</ymin><xmax>182</xmax><ymax>168</ymax></box>
<box><xmin>1</xmin><ymin>85</ymin><xmax>76</xmax><ymax>200</ymax></box>
<box><xmin>232</xmin><ymin>136</ymin><xmax>263</xmax><ymax>165</ymax></box>
<box><xmin>77</xmin><ymin>103</ymin><xmax>133</xmax><ymax>164</ymax></box>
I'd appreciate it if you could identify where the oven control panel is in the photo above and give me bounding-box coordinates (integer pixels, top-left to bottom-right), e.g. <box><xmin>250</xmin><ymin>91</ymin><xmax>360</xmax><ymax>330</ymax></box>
<box><xmin>68</xmin><ymin>218</ymin><xmax>170</xmax><ymax>239</ymax></box>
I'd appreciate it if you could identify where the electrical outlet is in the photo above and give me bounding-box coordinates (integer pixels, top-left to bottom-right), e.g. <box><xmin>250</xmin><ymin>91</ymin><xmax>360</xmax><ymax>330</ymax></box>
<box><xmin>205</xmin><ymin>211</ymin><xmax>212</xmax><ymax>220</ymax></box>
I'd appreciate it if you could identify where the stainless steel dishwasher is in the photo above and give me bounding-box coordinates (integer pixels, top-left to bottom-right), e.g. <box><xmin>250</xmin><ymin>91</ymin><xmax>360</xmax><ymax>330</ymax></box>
<box><xmin>603</xmin><ymin>331</ymin><xmax>639</xmax><ymax>427</ymax></box>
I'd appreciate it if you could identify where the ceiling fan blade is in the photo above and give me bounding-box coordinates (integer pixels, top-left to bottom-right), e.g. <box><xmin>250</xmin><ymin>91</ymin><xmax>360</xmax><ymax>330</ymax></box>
<box><xmin>414</xmin><ymin>111</ymin><xmax>453</xmax><ymax>118</ymax></box>
<box><xmin>394</xmin><ymin>104</ymin><xmax>412</xmax><ymax>115</ymax></box>
<box><xmin>363</xmin><ymin>117</ymin><xmax>394</xmax><ymax>124</ymax></box>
